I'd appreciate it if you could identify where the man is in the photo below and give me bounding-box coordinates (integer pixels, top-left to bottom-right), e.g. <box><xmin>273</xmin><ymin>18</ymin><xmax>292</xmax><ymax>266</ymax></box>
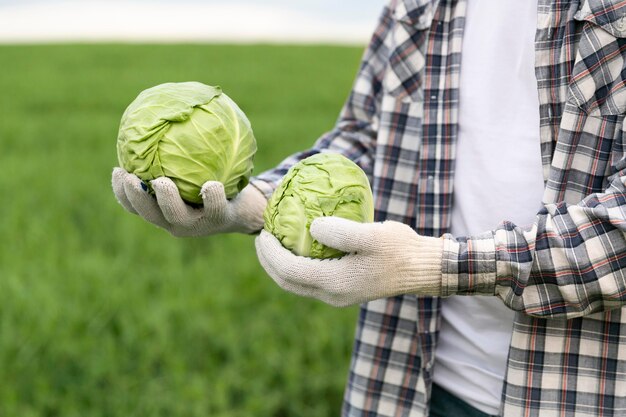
<box><xmin>112</xmin><ymin>0</ymin><xmax>626</xmax><ymax>415</ymax></box>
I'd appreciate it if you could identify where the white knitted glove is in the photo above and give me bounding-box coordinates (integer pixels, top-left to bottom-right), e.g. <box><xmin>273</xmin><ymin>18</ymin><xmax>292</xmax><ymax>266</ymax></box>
<box><xmin>255</xmin><ymin>216</ymin><xmax>444</xmax><ymax>307</ymax></box>
<box><xmin>112</xmin><ymin>167</ymin><xmax>266</xmax><ymax>236</ymax></box>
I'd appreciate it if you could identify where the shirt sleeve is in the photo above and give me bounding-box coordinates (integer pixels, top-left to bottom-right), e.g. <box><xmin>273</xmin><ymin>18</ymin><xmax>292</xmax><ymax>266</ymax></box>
<box><xmin>441</xmin><ymin>149</ymin><xmax>626</xmax><ymax>319</ymax></box>
<box><xmin>248</xmin><ymin>4</ymin><xmax>395</xmax><ymax>200</ymax></box>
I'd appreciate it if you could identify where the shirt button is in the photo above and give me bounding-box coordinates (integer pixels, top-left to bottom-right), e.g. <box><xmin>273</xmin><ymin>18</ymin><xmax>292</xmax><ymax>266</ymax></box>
<box><xmin>617</xmin><ymin>15</ymin><xmax>626</xmax><ymax>32</ymax></box>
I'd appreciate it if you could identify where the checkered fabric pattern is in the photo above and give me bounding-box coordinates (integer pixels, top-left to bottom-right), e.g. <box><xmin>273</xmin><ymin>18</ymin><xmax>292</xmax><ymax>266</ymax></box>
<box><xmin>251</xmin><ymin>0</ymin><xmax>626</xmax><ymax>415</ymax></box>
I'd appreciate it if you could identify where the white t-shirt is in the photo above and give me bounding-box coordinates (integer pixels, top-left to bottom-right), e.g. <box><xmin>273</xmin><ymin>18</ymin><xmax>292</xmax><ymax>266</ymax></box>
<box><xmin>432</xmin><ymin>0</ymin><xmax>545</xmax><ymax>414</ymax></box>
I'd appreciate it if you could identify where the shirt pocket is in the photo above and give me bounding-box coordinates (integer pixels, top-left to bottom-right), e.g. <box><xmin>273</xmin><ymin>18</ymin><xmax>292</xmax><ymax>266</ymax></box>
<box><xmin>381</xmin><ymin>1</ymin><xmax>433</xmax><ymax>102</ymax></box>
<box><xmin>567</xmin><ymin>0</ymin><xmax>626</xmax><ymax>117</ymax></box>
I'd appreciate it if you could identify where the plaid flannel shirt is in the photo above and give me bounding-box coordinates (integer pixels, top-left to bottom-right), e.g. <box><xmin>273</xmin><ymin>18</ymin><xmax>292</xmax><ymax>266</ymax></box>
<box><xmin>251</xmin><ymin>0</ymin><xmax>626</xmax><ymax>415</ymax></box>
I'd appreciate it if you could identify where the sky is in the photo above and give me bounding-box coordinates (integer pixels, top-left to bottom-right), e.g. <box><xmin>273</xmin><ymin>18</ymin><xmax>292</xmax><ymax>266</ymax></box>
<box><xmin>0</xmin><ymin>0</ymin><xmax>384</xmax><ymax>44</ymax></box>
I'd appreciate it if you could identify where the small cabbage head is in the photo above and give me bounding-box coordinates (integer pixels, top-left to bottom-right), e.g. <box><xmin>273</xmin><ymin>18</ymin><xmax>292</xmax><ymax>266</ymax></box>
<box><xmin>117</xmin><ymin>82</ymin><xmax>256</xmax><ymax>204</ymax></box>
<box><xmin>264</xmin><ymin>153</ymin><xmax>374</xmax><ymax>259</ymax></box>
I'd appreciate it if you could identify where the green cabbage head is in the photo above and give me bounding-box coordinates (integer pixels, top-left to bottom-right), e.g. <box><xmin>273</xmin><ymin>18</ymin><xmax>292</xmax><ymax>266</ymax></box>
<box><xmin>264</xmin><ymin>153</ymin><xmax>374</xmax><ymax>259</ymax></box>
<box><xmin>117</xmin><ymin>82</ymin><xmax>256</xmax><ymax>204</ymax></box>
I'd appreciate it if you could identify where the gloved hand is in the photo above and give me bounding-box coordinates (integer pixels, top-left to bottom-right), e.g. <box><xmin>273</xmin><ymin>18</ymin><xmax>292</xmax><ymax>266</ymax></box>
<box><xmin>112</xmin><ymin>167</ymin><xmax>266</xmax><ymax>236</ymax></box>
<box><xmin>255</xmin><ymin>216</ymin><xmax>444</xmax><ymax>307</ymax></box>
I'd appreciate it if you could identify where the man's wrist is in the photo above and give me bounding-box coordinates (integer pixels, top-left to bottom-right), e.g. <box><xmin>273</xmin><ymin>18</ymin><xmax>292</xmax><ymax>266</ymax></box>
<box><xmin>248</xmin><ymin>179</ymin><xmax>276</xmax><ymax>202</ymax></box>
<box><xmin>398</xmin><ymin>234</ymin><xmax>444</xmax><ymax>296</ymax></box>
<box><xmin>441</xmin><ymin>232</ymin><xmax>498</xmax><ymax>297</ymax></box>
<box><xmin>232</xmin><ymin>184</ymin><xmax>268</xmax><ymax>234</ymax></box>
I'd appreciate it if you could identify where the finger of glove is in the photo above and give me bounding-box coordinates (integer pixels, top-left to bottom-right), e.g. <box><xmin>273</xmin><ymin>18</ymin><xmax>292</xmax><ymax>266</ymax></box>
<box><xmin>122</xmin><ymin>174</ymin><xmax>169</xmax><ymax>228</ymax></box>
<box><xmin>255</xmin><ymin>230</ymin><xmax>339</xmax><ymax>288</ymax></box>
<box><xmin>111</xmin><ymin>168</ymin><xmax>138</xmax><ymax>214</ymax></box>
<box><xmin>151</xmin><ymin>177</ymin><xmax>203</xmax><ymax>227</ymax></box>
<box><xmin>200</xmin><ymin>181</ymin><xmax>230</xmax><ymax>222</ymax></box>
<box><xmin>310</xmin><ymin>216</ymin><xmax>376</xmax><ymax>253</ymax></box>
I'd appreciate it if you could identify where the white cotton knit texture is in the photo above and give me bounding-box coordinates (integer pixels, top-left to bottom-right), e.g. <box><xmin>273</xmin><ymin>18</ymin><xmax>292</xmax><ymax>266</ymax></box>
<box><xmin>432</xmin><ymin>0</ymin><xmax>545</xmax><ymax>414</ymax></box>
<box><xmin>255</xmin><ymin>217</ymin><xmax>444</xmax><ymax>307</ymax></box>
<box><xmin>112</xmin><ymin>167</ymin><xmax>267</xmax><ymax>236</ymax></box>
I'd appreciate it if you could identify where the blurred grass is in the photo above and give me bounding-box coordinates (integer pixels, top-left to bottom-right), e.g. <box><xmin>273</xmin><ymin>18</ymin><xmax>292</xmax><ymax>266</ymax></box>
<box><xmin>0</xmin><ymin>43</ymin><xmax>364</xmax><ymax>417</ymax></box>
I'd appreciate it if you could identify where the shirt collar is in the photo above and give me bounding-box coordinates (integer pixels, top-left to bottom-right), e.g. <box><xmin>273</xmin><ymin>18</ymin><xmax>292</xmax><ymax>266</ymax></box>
<box><xmin>574</xmin><ymin>0</ymin><xmax>626</xmax><ymax>37</ymax></box>
<box><xmin>394</xmin><ymin>0</ymin><xmax>441</xmax><ymax>29</ymax></box>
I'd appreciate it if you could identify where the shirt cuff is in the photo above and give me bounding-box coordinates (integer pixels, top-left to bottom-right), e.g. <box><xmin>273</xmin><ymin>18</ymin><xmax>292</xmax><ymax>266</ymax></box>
<box><xmin>441</xmin><ymin>232</ymin><xmax>498</xmax><ymax>296</ymax></box>
<box><xmin>249</xmin><ymin>178</ymin><xmax>277</xmax><ymax>201</ymax></box>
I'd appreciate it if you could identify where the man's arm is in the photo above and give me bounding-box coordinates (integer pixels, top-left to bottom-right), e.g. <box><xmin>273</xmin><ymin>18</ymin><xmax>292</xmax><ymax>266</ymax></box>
<box><xmin>113</xmin><ymin>4</ymin><xmax>396</xmax><ymax>237</ymax></box>
<box><xmin>443</xmin><ymin>148</ymin><xmax>626</xmax><ymax>319</ymax></box>
<box><xmin>249</xmin><ymin>4</ymin><xmax>396</xmax><ymax>199</ymax></box>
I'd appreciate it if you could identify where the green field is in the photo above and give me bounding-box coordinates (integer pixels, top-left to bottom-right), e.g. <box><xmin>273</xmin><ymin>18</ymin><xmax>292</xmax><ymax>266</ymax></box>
<box><xmin>0</xmin><ymin>44</ymin><xmax>364</xmax><ymax>417</ymax></box>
